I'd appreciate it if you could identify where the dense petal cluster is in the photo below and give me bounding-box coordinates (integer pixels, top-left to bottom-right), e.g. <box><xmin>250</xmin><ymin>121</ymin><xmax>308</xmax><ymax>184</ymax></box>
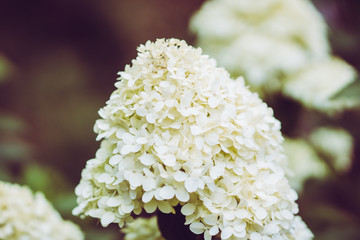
<box><xmin>190</xmin><ymin>0</ymin><xmax>329</xmax><ymax>95</ymax></box>
<box><xmin>283</xmin><ymin>57</ymin><xmax>357</xmax><ymax>113</ymax></box>
<box><xmin>0</xmin><ymin>181</ymin><xmax>84</xmax><ymax>240</ymax></box>
<box><xmin>73</xmin><ymin>38</ymin><xmax>312</xmax><ymax>239</ymax></box>
<box><xmin>283</xmin><ymin>138</ymin><xmax>328</xmax><ymax>191</ymax></box>
<box><xmin>121</xmin><ymin>216</ymin><xmax>164</xmax><ymax>240</ymax></box>
<box><xmin>310</xmin><ymin>127</ymin><xmax>353</xmax><ymax>173</ymax></box>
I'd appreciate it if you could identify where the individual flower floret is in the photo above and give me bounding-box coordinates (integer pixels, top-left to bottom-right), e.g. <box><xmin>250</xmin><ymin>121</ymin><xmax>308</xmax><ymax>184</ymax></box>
<box><xmin>283</xmin><ymin>57</ymin><xmax>357</xmax><ymax>113</ymax></box>
<box><xmin>309</xmin><ymin>127</ymin><xmax>354</xmax><ymax>173</ymax></box>
<box><xmin>121</xmin><ymin>216</ymin><xmax>164</xmax><ymax>240</ymax></box>
<box><xmin>73</xmin><ymin>38</ymin><xmax>312</xmax><ymax>239</ymax></box>
<box><xmin>190</xmin><ymin>0</ymin><xmax>329</xmax><ymax>95</ymax></box>
<box><xmin>283</xmin><ymin>138</ymin><xmax>328</xmax><ymax>192</ymax></box>
<box><xmin>0</xmin><ymin>181</ymin><xmax>84</xmax><ymax>240</ymax></box>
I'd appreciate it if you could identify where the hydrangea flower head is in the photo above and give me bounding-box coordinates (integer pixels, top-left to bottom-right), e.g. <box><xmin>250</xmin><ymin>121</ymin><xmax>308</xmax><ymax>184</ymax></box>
<box><xmin>73</xmin><ymin>38</ymin><xmax>312</xmax><ymax>239</ymax></box>
<box><xmin>190</xmin><ymin>0</ymin><xmax>329</xmax><ymax>95</ymax></box>
<box><xmin>0</xmin><ymin>181</ymin><xmax>84</xmax><ymax>240</ymax></box>
<box><xmin>283</xmin><ymin>57</ymin><xmax>357</xmax><ymax>113</ymax></box>
<box><xmin>283</xmin><ymin>138</ymin><xmax>328</xmax><ymax>191</ymax></box>
<box><xmin>310</xmin><ymin>127</ymin><xmax>354</xmax><ymax>173</ymax></box>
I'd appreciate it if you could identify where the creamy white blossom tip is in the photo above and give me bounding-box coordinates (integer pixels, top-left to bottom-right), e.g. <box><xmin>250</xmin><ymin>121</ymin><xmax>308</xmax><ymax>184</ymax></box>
<box><xmin>0</xmin><ymin>181</ymin><xmax>84</xmax><ymax>240</ymax></box>
<box><xmin>73</xmin><ymin>38</ymin><xmax>312</xmax><ymax>239</ymax></box>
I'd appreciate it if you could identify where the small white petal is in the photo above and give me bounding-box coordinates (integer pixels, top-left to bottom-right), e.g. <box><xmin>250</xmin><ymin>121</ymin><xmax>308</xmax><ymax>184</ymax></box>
<box><xmin>109</xmin><ymin>155</ymin><xmax>122</xmax><ymax>166</ymax></box>
<box><xmin>281</xmin><ymin>209</ymin><xmax>294</xmax><ymax>220</ymax></box>
<box><xmin>255</xmin><ymin>207</ymin><xmax>267</xmax><ymax>220</ymax></box>
<box><xmin>159</xmin><ymin>185</ymin><xmax>175</xmax><ymax>199</ymax></box>
<box><xmin>100</xmin><ymin>212</ymin><xmax>115</xmax><ymax>227</ymax></box>
<box><xmin>185</xmin><ymin>178</ymin><xmax>198</xmax><ymax>193</ymax></box>
<box><xmin>208</xmin><ymin>96</ymin><xmax>220</xmax><ymax>108</ymax></box>
<box><xmin>203</xmin><ymin>214</ymin><xmax>218</xmax><ymax>225</ymax></box>
<box><xmin>209</xmin><ymin>226</ymin><xmax>219</xmax><ymax>236</ymax></box>
<box><xmin>234</xmin><ymin>221</ymin><xmax>246</xmax><ymax>233</ymax></box>
<box><xmin>264</xmin><ymin>222</ymin><xmax>280</xmax><ymax>235</ymax></box>
<box><xmin>136</xmin><ymin>107</ymin><xmax>147</xmax><ymax>117</ymax></box>
<box><xmin>143</xmin><ymin>178</ymin><xmax>156</xmax><ymax>191</ymax></box>
<box><xmin>250</xmin><ymin>232</ymin><xmax>262</xmax><ymax>240</ymax></box>
<box><xmin>97</xmin><ymin>173</ymin><xmax>114</xmax><ymax>184</ymax></box>
<box><xmin>181</xmin><ymin>203</ymin><xmax>196</xmax><ymax>216</ymax></box>
<box><xmin>175</xmin><ymin>187</ymin><xmax>190</xmax><ymax>202</ymax></box>
<box><xmin>221</xmin><ymin>226</ymin><xmax>233</xmax><ymax>239</ymax></box>
<box><xmin>174</xmin><ymin>171</ymin><xmax>188</xmax><ymax>182</ymax></box>
<box><xmin>121</xmin><ymin>203</ymin><xmax>134</xmax><ymax>214</ymax></box>
<box><xmin>128</xmin><ymin>173</ymin><xmax>143</xmax><ymax>188</ymax></box>
<box><xmin>139</xmin><ymin>154</ymin><xmax>156</xmax><ymax>166</ymax></box>
<box><xmin>156</xmin><ymin>145</ymin><xmax>168</xmax><ymax>155</ymax></box>
<box><xmin>107</xmin><ymin>196</ymin><xmax>122</xmax><ymax>207</ymax></box>
<box><xmin>136</xmin><ymin>137</ymin><xmax>148</xmax><ymax>144</ymax></box>
<box><xmin>223</xmin><ymin>210</ymin><xmax>235</xmax><ymax>220</ymax></box>
<box><xmin>161</xmin><ymin>154</ymin><xmax>177</xmax><ymax>167</ymax></box>
<box><xmin>204</xmin><ymin>133</ymin><xmax>219</xmax><ymax>146</ymax></box>
<box><xmin>190</xmin><ymin>125</ymin><xmax>202</xmax><ymax>135</ymax></box>
<box><xmin>189</xmin><ymin>222</ymin><xmax>205</xmax><ymax>234</ymax></box>
<box><xmin>204</xmin><ymin>230</ymin><xmax>212</xmax><ymax>240</ymax></box>
<box><xmin>195</xmin><ymin>136</ymin><xmax>204</xmax><ymax>150</ymax></box>
<box><xmin>146</xmin><ymin>114</ymin><xmax>156</xmax><ymax>124</ymax></box>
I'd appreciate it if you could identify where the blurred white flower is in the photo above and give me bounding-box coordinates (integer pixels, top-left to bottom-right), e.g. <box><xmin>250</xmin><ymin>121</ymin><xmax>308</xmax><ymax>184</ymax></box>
<box><xmin>0</xmin><ymin>181</ymin><xmax>84</xmax><ymax>240</ymax></box>
<box><xmin>283</xmin><ymin>57</ymin><xmax>357</xmax><ymax>113</ymax></box>
<box><xmin>310</xmin><ymin>127</ymin><xmax>354</xmax><ymax>173</ymax></box>
<box><xmin>121</xmin><ymin>216</ymin><xmax>164</xmax><ymax>240</ymax></box>
<box><xmin>190</xmin><ymin>0</ymin><xmax>329</xmax><ymax>95</ymax></box>
<box><xmin>283</xmin><ymin>138</ymin><xmax>328</xmax><ymax>192</ymax></box>
<box><xmin>73</xmin><ymin>38</ymin><xmax>312</xmax><ymax>239</ymax></box>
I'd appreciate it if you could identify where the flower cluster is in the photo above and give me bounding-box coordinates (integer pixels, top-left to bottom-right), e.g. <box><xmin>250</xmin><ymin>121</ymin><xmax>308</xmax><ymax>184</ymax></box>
<box><xmin>0</xmin><ymin>181</ymin><xmax>84</xmax><ymax>240</ymax></box>
<box><xmin>190</xmin><ymin>0</ymin><xmax>357</xmax><ymax>113</ymax></box>
<box><xmin>190</xmin><ymin>0</ymin><xmax>329</xmax><ymax>95</ymax></box>
<box><xmin>283</xmin><ymin>57</ymin><xmax>357</xmax><ymax>112</ymax></box>
<box><xmin>121</xmin><ymin>216</ymin><xmax>164</xmax><ymax>240</ymax></box>
<box><xmin>310</xmin><ymin>127</ymin><xmax>354</xmax><ymax>173</ymax></box>
<box><xmin>283</xmin><ymin>138</ymin><xmax>328</xmax><ymax>191</ymax></box>
<box><xmin>73</xmin><ymin>38</ymin><xmax>312</xmax><ymax>239</ymax></box>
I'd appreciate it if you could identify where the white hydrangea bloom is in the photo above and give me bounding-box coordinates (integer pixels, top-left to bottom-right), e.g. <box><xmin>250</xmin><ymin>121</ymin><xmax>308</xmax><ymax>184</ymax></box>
<box><xmin>73</xmin><ymin>38</ymin><xmax>312</xmax><ymax>239</ymax></box>
<box><xmin>310</xmin><ymin>127</ymin><xmax>354</xmax><ymax>173</ymax></box>
<box><xmin>286</xmin><ymin>216</ymin><xmax>314</xmax><ymax>240</ymax></box>
<box><xmin>0</xmin><ymin>181</ymin><xmax>84</xmax><ymax>240</ymax></box>
<box><xmin>283</xmin><ymin>138</ymin><xmax>328</xmax><ymax>192</ymax></box>
<box><xmin>283</xmin><ymin>57</ymin><xmax>357</xmax><ymax>113</ymax></box>
<box><xmin>190</xmin><ymin>0</ymin><xmax>329</xmax><ymax>95</ymax></box>
<box><xmin>121</xmin><ymin>216</ymin><xmax>164</xmax><ymax>240</ymax></box>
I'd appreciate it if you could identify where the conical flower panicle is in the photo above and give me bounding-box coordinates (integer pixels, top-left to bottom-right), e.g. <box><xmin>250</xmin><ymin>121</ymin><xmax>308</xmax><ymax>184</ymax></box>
<box><xmin>73</xmin><ymin>38</ymin><xmax>312</xmax><ymax>239</ymax></box>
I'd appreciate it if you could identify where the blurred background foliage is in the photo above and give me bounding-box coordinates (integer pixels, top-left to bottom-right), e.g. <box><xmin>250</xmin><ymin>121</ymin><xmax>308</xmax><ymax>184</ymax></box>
<box><xmin>0</xmin><ymin>0</ymin><xmax>359</xmax><ymax>239</ymax></box>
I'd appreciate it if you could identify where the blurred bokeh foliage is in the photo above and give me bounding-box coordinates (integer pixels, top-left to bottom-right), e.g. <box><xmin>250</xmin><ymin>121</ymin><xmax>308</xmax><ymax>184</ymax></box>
<box><xmin>0</xmin><ymin>0</ymin><xmax>360</xmax><ymax>239</ymax></box>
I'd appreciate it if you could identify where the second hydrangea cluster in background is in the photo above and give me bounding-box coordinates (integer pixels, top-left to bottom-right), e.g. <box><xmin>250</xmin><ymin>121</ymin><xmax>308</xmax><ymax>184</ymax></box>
<box><xmin>190</xmin><ymin>0</ymin><xmax>358</xmax><ymax>113</ymax></box>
